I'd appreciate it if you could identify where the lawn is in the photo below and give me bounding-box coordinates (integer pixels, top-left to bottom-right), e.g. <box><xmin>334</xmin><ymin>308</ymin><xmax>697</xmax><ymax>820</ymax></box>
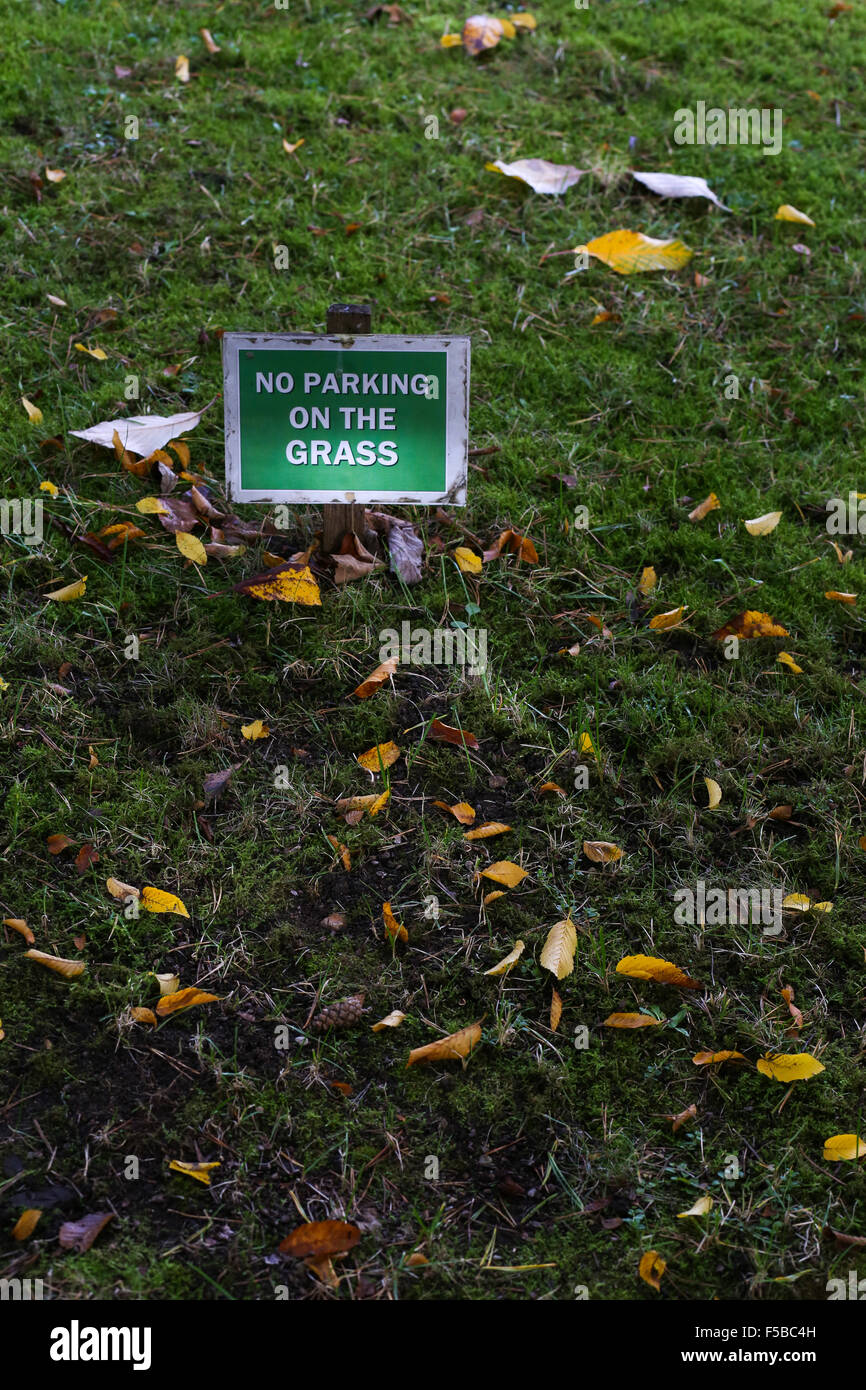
<box><xmin>1</xmin><ymin>0</ymin><xmax>865</xmax><ymax>1304</ymax></box>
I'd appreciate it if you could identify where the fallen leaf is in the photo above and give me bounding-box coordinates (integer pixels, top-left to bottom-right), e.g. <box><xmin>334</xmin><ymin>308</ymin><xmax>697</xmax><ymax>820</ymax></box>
<box><xmin>648</xmin><ymin>606</ymin><xmax>685</xmax><ymax>630</ymax></box>
<box><xmin>155</xmin><ymin>987</ymin><xmax>220</xmax><ymax>1017</ymax></box>
<box><xmin>486</xmin><ymin>158</ymin><xmax>584</xmax><ymax>195</ymax></box>
<box><xmin>704</xmin><ymin>777</ymin><xmax>722</xmax><ymax>809</ymax></box>
<box><xmin>688</xmin><ymin>492</ymin><xmax>720</xmax><ymax>522</ymax></box>
<box><xmin>454</xmin><ymin>546</ymin><xmax>483</xmax><ymax>573</ymax></box>
<box><xmin>668</xmin><ymin>1103</ymin><xmax>698</xmax><ymax>1132</ymax></box>
<box><xmin>550</xmin><ymin>988</ymin><xmax>562</xmax><ymax>1032</ymax></box>
<box><xmin>825</xmin><ymin>590</ymin><xmax>856</xmax><ymax>604</ymax></box>
<box><xmin>590</xmin><ymin>310</ymin><xmax>620</xmax><ymax>326</ymax></box>
<box><xmin>74</xmin><ymin>343</ymin><xmax>107</xmax><ymax>361</ymax></box>
<box><xmin>638</xmin><ymin>566</ymin><xmax>657</xmax><ymax>595</ymax></box>
<box><xmin>781</xmin><ymin>985</ymin><xmax>804</xmax><ymax>1031</ymax></box>
<box><xmin>241</xmin><ymin>563</ymin><xmax>321</xmax><ymax>605</ymax></box>
<box><xmin>538</xmin><ymin>781</ymin><xmax>566</xmax><ymax>797</ymax></box>
<box><xmin>169</xmin><ymin>1160</ymin><xmax>220</xmax><ymax>1185</ymax></box>
<box><xmin>357</xmin><ymin>741</ymin><xmax>401</xmax><ymax>773</ymax></box>
<box><xmin>241</xmin><ymin>719</ymin><xmax>269</xmax><ymax>740</ymax></box>
<box><xmin>777</xmin><ymin>652</ymin><xmax>803</xmax><ymax>674</ymax></box>
<box><xmin>756</xmin><ymin>1053</ymin><xmax>825</xmax><ymax>1082</ymax></box>
<box><xmin>22</xmin><ymin>397</ymin><xmax>44</xmax><ymax>424</ymax></box>
<box><xmin>353</xmin><ymin>656</ymin><xmax>398</xmax><ymax>698</ymax></box>
<box><xmin>540</xmin><ymin>918</ymin><xmax>577</xmax><ymax>980</ymax></box>
<box><xmin>638</xmin><ymin>1250</ymin><xmax>666</xmax><ymax>1290</ymax></box>
<box><xmin>744</xmin><ymin>511</ymin><xmax>782</xmax><ymax>536</ymax></box>
<box><xmin>46</xmin><ymin>577</ymin><xmax>87</xmax><ymax>602</ymax></box>
<box><xmin>141</xmin><ymin>887</ymin><xmax>189</xmax><ymax>917</ymax></box>
<box><xmin>383</xmin><ymin>901</ymin><xmax>408</xmax><ymax>943</ymax></box>
<box><xmin>677</xmin><ymin>1195</ymin><xmax>714</xmax><ymax>1218</ymax></box>
<box><xmin>175</xmin><ymin>55</ymin><xmax>190</xmax><ymax>82</ymax></box>
<box><xmin>603</xmin><ymin>1012</ymin><xmax>663</xmax><ymax>1028</ymax></box>
<box><xmin>577</xmin><ymin>230</ymin><xmax>693</xmax><ymax>275</ymax></box>
<box><xmin>775</xmin><ymin>204</ymin><xmax>815</xmax><ymax>226</ymax></box>
<box><xmin>616</xmin><ymin>955</ymin><xmax>701</xmax><ymax>988</ymax></box>
<box><xmin>327</xmin><ymin>835</ymin><xmax>352</xmax><ymax>871</ymax></box>
<box><xmin>406</xmin><ymin>1021</ymin><xmax>482</xmax><ymax>1067</ymax></box>
<box><xmin>782</xmin><ymin>893</ymin><xmax>812</xmax><ymax>912</ymax></box>
<box><xmin>129</xmin><ymin>1007</ymin><xmax>157</xmax><ymax>1026</ymax></box>
<box><xmin>70</xmin><ymin>406</ymin><xmax>211</xmax><ymax>457</ymax></box>
<box><xmin>106</xmin><ymin>877</ymin><xmax>140</xmax><ymax>902</ymax></box>
<box><xmin>583</xmin><ymin>840</ymin><xmax>623</xmax><ymax>863</ymax></box>
<box><xmin>433</xmin><ymin>800</ymin><xmax>476</xmax><ymax>823</ymax></box>
<box><xmin>483</xmin><ymin>529</ymin><xmax>539</xmax><ymax>564</ymax></box>
<box><xmin>176</xmin><ymin>530</ymin><xmax>208</xmax><ymax>565</ymax></box>
<box><xmin>74</xmin><ymin>843</ymin><xmax>99</xmax><ymax>874</ymax></box>
<box><xmin>632</xmin><ymin>171</ymin><xmax>729</xmax><ymax>210</ymax></box>
<box><xmin>429</xmin><ymin>719</ymin><xmax>479</xmax><ymax>750</ymax></box>
<box><xmin>46</xmin><ymin>833</ymin><xmax>75</xmax><ymax>854</ymax></box>
<box><xmin>279</xmin><ymin>1221</ymin><xmax>361</xmax><ymax>1258</ymax></box>
<box><xmin>483</xmin><ymin>940</ymin><xmax>525</xmax><ymax>976</ymax></box>
<box><xmin>154</xmin><ymin>973</ymin><xmax>180</xmax><ymax>995</ymax></box>
<box><xmin>3</xmin><ymin>917</ymin><xmax>35</xmax><ymax>944</ymax></box>
<box><xmin>511</xmin><ymin>11</ymin><xmax>537</xmax><ymax>28</ymax></box>
<box><xmin>58</xmin><ymin>1212</ymin><xmax>113</xmax><ymax>1252</ymax></box>
<box><xmin>712</xmin><ymin>611</ymin><xmax>788</xmax><ymax>640</ymax></box>
<box><xmin>203</xmin><ymin>767</ymin><xmax>234</xmax><ymax>803</ymax></box>
<box><xmin>372</xmin><ymin>1010</ymin><xmax>408</xmax><ymax>1031</ymax></box>
<box><xmin>692</xmin><ymin>1049</ymin><xmax>750</xmax><ymax>1066</ymax></box>
<box><xmin>200</xmin><ymin>27</ymin><xmax>221</xmax><ymax>52</ymax></box>
<box><xmin>464</xmin><ymin>822</ymin><xmax>511</xmax><ymax>840</ymax></box>
<box><xmin>822</xmin><ymin>1134</ymin><xmax>866</xmax><ymax>1162</ymax></box>
<box><xmin>25</xmin><ymin>949</ymin><xmax>85</xmax><ymax>979</ymax></box>
<box><xmin>12</xmin><ymin>1209</ymin><xmax>42</xmax><ymax>1241</ymax></box>
<box><xmin>135</xmin><ymin>497</ymin><xmax>170</xmax><ymax>516</ymax></box>
<box><xmin>478</xmin><ymin>861</ymin><xmax>527</xmax><ymax>888</ymax></box>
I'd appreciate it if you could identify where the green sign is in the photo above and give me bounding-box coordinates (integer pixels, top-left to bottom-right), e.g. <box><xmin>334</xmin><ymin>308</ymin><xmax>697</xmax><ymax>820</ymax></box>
<box><xmin>223</xmin><ymin>333</ymin><xmax>470</xmax><ymax>505</ymax></box>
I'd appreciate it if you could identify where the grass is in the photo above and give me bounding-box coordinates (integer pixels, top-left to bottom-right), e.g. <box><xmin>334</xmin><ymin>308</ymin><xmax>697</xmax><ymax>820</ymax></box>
<box><xmin>1</xmin><ymin>0</ymin><xmax>865</xmax><ymax>1302</ymax></box>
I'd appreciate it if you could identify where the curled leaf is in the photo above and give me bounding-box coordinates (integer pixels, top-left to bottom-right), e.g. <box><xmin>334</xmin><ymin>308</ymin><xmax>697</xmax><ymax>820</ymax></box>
<box><xmin>25</xmin><ymin>949</ymin><xmax>85</xmax><ymax>979</ymax></box>
<box><xmin>169</xmin><ymin>1160</ymin><xmax>220</xmax><ymax>1185</ymax></box>
<box><xmin>155</xmin><ymin>987</ymin><xmax>220</xmax><ymax>1017</ymax></box>
<box><xmin>406</xmin><ymin>1021</ymin><xmax>482</xmax><ymax>1067</ymax></box>
<box><xmin>484</xmin><ymin>939</ymin><xmax>525</xmax><ymax>976</ymax></box>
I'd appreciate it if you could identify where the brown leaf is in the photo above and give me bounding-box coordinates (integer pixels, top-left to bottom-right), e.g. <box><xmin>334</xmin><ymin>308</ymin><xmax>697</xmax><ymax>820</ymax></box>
<box><xmin>327</xmin><ymin>835</ymin><xmax>352</xmax><ymax>871</ymax></box>
<box><xmin>74</xmin><ymin>843</ymin><xmax>99</xmax><ymax>875</ymax></box>
<box><xmin>667</xmin><ymin>1103</ymin><xmax>698</xmax><ymax>1132</ymax></box>
<box><xmin>279</xmin><ymin>1220</ymin><xmax>361</xmax><ymax>1258</ymax></box>
<box><xmin>58</xmin><ymin>1212</ymin><xmax>114</xmax><ymax>1252</ymax></box>
<box><xmin>406</xmin><ymin>1021</ymin><xmax>482</xmax><ymax>1067</ymax></box>
<box><xmin>688</xmin><ymin>492</ymin><xmax>720</xmax><ymax>522</ymax></box>
<box><xmin>781</xmin><ymin>985</ymin><xmax>804</xmax><ymax>1032</ymax></box>
<box><xmin>429</xmin><ymin>719</ymin><xmax>479</xmax><ymax>750</ymax></box>
<box><xmin>483</xmin><ymin>529</ymin><xmax>539</xmax><ymax>564</ymax></box>
<box><xmin>46</xmin><ymin>833</ymin><xmax>75</xmax><ymax>855</ymax></box>
<box><xmin>203</xmin><ymin>767</ymin><xmax>234</xmax><ymax>803</ymax></box>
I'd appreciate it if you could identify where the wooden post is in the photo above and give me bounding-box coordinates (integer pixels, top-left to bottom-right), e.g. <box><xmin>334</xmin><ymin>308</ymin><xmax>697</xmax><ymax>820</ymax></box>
<box><xmin>321</xmin><ymin>303</ymin><xmax>372</xmax><ymax>554</ymax></box>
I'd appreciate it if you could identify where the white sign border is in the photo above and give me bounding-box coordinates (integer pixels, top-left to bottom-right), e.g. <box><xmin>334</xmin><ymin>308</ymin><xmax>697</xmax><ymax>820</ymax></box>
<box><xmin>223</xmin><ymin>333</ymin><xmax>470</xmax><ymax>506</ymax></box>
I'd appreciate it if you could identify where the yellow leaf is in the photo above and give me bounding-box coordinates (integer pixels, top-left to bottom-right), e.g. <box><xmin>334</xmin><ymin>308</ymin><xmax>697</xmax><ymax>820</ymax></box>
<box><xmin>577</xmin><ymin>229</ymin><xmax>693</xmax><ymax>275</ymax></box>
<box><xmin>129</xmin><ymin>1006</ymin><xmax>157</xmax><ymax>1026</ymax></box>
<box><xmin>245</xmin><ymin>564</ymin><xmax>322</xmax><ymax>605</ymax></box>
<box><xmin>550</xmin><ymin>988</ymin><xmax>562</xmax><ymax>1032</ymax></box>
<box><xmin>352</xmin><ymin>656</ymin><xmax>398</xmax><ymax>698</ymax></box>
<box><xmin>775</xmin><ymin>204</ymin><xmax>815</xmax><ymax>226</ymax></box>
<box><xmin>540</xmin><ymin>918</ymin><xmax>577</xmax><ymax>980</ymax></box>
<box><xmin>578</xmin><ymin>732</ymin><xmax>595</xmax><ymax>755</ymax></box>
<box><xmin>603</xmin><ymin>1012</ymin><xmax>663</xmax><ymax>1028</ymax></box>
<box><xmin>434</xmin><ymin>800</ymin><xmax>476</xmax><ymax>823</ymax></box>
<box><xmin>615</xmin><ymin>954</ymin><xmax>701</xmax><ymax>988</ymax></box>
<box><xmin>46</xmin><ymin>576</ymin><xmax>87</xmax><ymax>602</ymax></box>
<box><xmin>638</xmin><ymin>1250</ymin><xmax>666</xmax><ymax>1290</ymax></box>
<box><xmin>136</xmin><ymin>497</ymin><xmax>171</xmax><ymax>515</ymax></box>
<box><xmin>812</xmin><ymin>901</ymin><xmax>833</xmax><ymax>914</ymax></box>
<box><xmin>638</xmin><ymin>565</ymin><xmax>657</xmax><ymax>595</ymax></box>
<box><xmin>241</xmin><ymin>719</ymin><xmax>270</xmax><ymax>740</ymax></box>
<box><xmin>511</xmin><ymin>11</ymin><xmax>537</xmax><ymax>28</ymax></box>
<box><xmin>777</xmin><ymin>652</ymin><xmax>803</xmax><ymax>674</ymax></box>
<box><xmin>688</xmin><ymin>492</ymin><xmax>720</xmax><ymax>522</ymax></box>
<box><xmin>383</xmin><ymin>901</ymin><xmax>408</xmax><ymax>943</ymax></box>
<box><xmin>440</xmin><ymin>32</ymin><xmax>462</xmax><ymax>46</ymax></box>
<box><xmin>712</xmin><ymin>611</ymin><xmax>788</xmax><ymax>640</ymax></box>
<box><xmin>24</xmin><ymin>949</ymin><xmax>85</xmax><ymax>979</ymax></box>
<box><xmin>825</xmin><ymin>590</ymin><xmax>857</xmax><ymax>604</ymax></box>
<box><xmin>464</xmin><ymin>822</ymin><xmax>511</xmax><ymax>840</ymax></box>
<box><xmin>175</xmin><ymin>55</ymin><xmax>190</xmax><ymax>82</ymax></box>
<box><xmin>21</xmin><ymin>397</ymin><xmax>43</xmax><ymax>424</ymax></box>
<box><xmin>169</xmin><ymin>1160</ymin><xmax>220</xmax><ymax>1185</ymax></box>
<box><xmin>744</xmin><ymin>510</ymin><xmax>782</xmax><ymax>536</ymax></box>
<box><xmin>12</xmin><ymin>1209</ymin><xmax>42</xmax><ymax>1241</ymax></box>
<box><xmin>583</xmin><ymin>840</ymin><xmax>622</xmax><ymax>863</ymax></box>
<box><xmin>371</xmin><ymin>1010</ymin><xmax>407</xmax><ymax>1031</ymax></box>
<box><xmin>462</xmin><ymin>14</ymin><xmax>504</xmax><ymax>54</ymax></box>
<box><xmin>822</xmin><ymin>1134</ymin><xmax>866</xmax><ymax>1162</ymax></box>
<box><xmin>39</xmin><ymin>480</ymin><xmax>59</xmax><ymax>497</ymax></box>
<box><xmin>756</xmin><ymin>1052</ymin><xmax>825</xmax><ymax>1082</ymax></box>
<box><xmin>176</xmin><ymin>531</ymin><xmax>207</xmax><ymax>565</ymax></box>
<box><xmin>782</xmin><ymin>893</ymin><xmax>812</xmax><ymax>912</ymax></box>
<box><xmin>648</xmin><ymin>606</ymin><xmax>685</xmax><ymax>630</ymax></box>
<box><xmin>155</xmin><ymin>987</ymin><xmax>220</xmax><ymax>1016</ymax></box>
<box><xmin>478</xmin><ymin>861</ymin><xmax>527</xmax><ymax>888</ymax></box>
<box><xmin>282</xmin><ymin>137</ymin><xmax>305</xmax><ymax>155</ymax></box>
<box><xmin>141</xmin><ymin>887</ymin><xmax>189</xmax><ymax>917</ymax></box>
<box><xmin>454</xmin><ymin>546</ymin><xmax>483</xmax><ymax>573</ymax></box>
<box><xmin>154</xmin><ymin>972</ymin><xmax>179</xmax><ymax>995</ymax></box>
<box><xmin>483</xmin><ymin>940</ymin><xmax>525</xmax><ymax>976</ymax></box>
<box><xmin>406</xmin><ymin>1021</ymin><xmax>482</xmax><ymax>1067</ymax></box>
<box><xmin>704</xmin><ymin>777</ymin><xmax>722</xmax><ymax>809</ymax></box>
<box><xmin>677</xmin><ymin>1195</ymin><xmax>714</xmax><ymax>1219</ymax></box>
<box><xmin>499</xmin><ymin>17</ymin><xmax>516</xmax><ymax>37</ymax></box>
<box><xmin>369</xmin><ymin>788</ymin><xmax>390</xmax><ymax>816</ymax></box>
<box><xmin>357</xmin><ymin>741</ymin><xmax>400</xmax><ymax>773</ymax></box>
<box><xmin>692</xmin><ymin>1049</ymin><xmax>750</xmax><ymax>1066</ymax></box>
<box><xmin>483</xmin><ymin>890</ymin><xmax>506</xmax><ymax>906</ymax></box>
<box><xmin>74</xmin><ymin>343</ymin><xmax>107</xmax><ymax>360</ymax></box>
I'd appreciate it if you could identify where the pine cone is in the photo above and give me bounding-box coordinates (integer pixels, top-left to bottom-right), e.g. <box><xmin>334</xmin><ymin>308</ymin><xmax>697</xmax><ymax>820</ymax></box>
<box><xmin>311</xmin><ymin>993</ymin><xmax>366</xmax><ymax>1032</ymax></box>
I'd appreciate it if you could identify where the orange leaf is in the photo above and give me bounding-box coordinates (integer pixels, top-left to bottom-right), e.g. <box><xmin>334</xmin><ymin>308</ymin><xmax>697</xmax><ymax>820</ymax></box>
<box><xmin>688</xmin><ymin>492</ymin><xmax>720</xmax><ymax>522</ymax></box>
<box><xmin>12</xmin><ymin>1209</ymin><xmax>42</xmax><ymax>1241</ymax></box>
<box><xmin>639</xmin><ymin>1250</ymin><xmax>666</xmax><ymax>1290</ymax></box>
<box><xmin>383</xmin><ymin>900</ymin><xmax>408</xmax><ymax>943</ymax></box>
<box><xmin>357</xmin><ymin>741</ymin><xmax>400</xmax><ymax>772</ymax></box>
<box><xmin>46</xmin><ymin>833</ymin><xmax>75</xmax><ymax>855</ymax></box>
<box><xmin>352</xmin><ymin>656</ymin><xmax>398</xmax><ymax>698</ymax></box>
<box><xmin>155</xmin><ymin>987</ymin><xmax>220</xmax><ymax>1017</ymax></box>
<box><xmin>433</xmin><ymin>800</ymin><xmax>476</xmax><ymax>823</ymax></box>
<box><xmin>279</xmin><ymin>1220</ymin><xmax>361</xmax><ymax>1258</ymax></box>
<box><xmin>692</xmin><ymin>1049</ymin><xmax>750</xmax><ymax>1066</ymax></box>
<box><xmin>712</xmin><ymin>611</ymin><xmax>788</xmax><ymax>640</ymax></box>
<box><xmin>550</xmin><ymin>989</ymin><xmax>562</xmax><ymax>1032</ymax></box>
<box><xmin>406</xmin><ymin>1021</ymin><xmax>482</xmax><ymax>1067</ymax></box>
<box><xmin>603</xmin><ymin>1012</ymin><xmax>662</xmax><ymax>1028</ymax></box>
<box><xmin>429</xmin><ymin>719</ymin><xmax>479</xmax><ymax>750</ymax></box>
<box><xmin>25</xmin><ymin>949</ymin><xmax>85</xmax><ymax>979</ymax></box>
<box><xmin>464</xmin><ymin>822</ymin><xmax>511</xmax><ymax>840</ymax></box>
<box><xmin>3</xmin><ymin>917</ymin><xmax>35</xmax><ymax>944</ymax></box>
